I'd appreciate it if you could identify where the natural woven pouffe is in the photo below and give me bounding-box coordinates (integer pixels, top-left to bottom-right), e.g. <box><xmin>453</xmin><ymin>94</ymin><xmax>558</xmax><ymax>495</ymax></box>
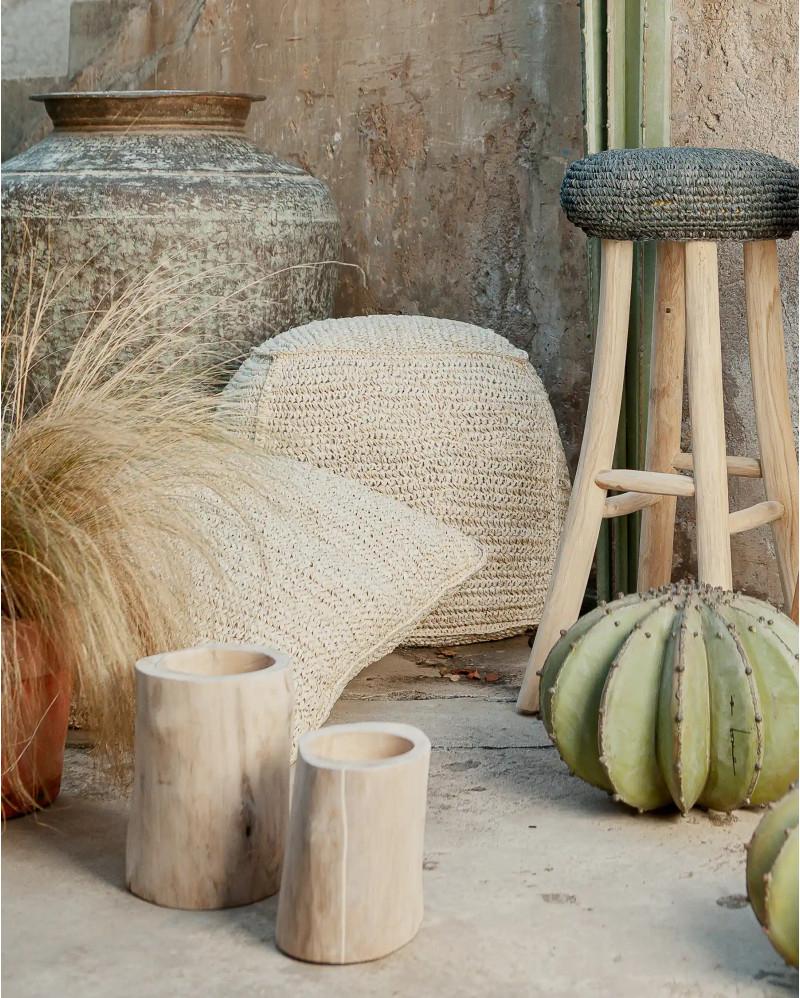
<box><xmin>224</xmin><ymin>315</ymin><xmax>570</xmax><ymax>645</ymax></box>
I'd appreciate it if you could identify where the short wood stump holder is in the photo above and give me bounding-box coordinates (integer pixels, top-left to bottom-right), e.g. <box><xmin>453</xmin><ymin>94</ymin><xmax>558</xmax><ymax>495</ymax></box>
<box><xmin>126</xmin><ymin>643</ymin><xmax>293</xmax><ymax>910</ymax></box>
<box><xmin>519</xmin><ymin>147</ymin><xmax>799</xmax><ymax>714</ymax></box>
<box><xmin>276</xmin><ymin>722</ymin><xmax>431</xmax><ymax>964</ymax></box>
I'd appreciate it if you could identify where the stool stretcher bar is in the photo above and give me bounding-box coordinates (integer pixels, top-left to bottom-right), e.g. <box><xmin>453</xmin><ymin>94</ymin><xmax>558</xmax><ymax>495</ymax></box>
<box><xmin>729</xmin><ymin>501</ymin><xmax>784</xmax><ymax>535</ymax></box>
<box><xmin>603</xmin><ymin>492</ymin><xmax>663</xmax><ymax>518</ymax></box>
<box><xmin>672</xmin><ymin>452</ymin><xmax>762</xmax><ymax>479</ymax></box>
<box><xmin>595</xmin><ymin>468</ymin><xmax>695</xmax><ymax>498</ymax></box>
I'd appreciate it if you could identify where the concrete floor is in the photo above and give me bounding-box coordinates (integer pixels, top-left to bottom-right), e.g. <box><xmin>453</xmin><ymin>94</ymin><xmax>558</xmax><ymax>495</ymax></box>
<box><xmin>3</xmin><ymin>637</ymin><xmax>797</xmax><ymax>997</ymax></box>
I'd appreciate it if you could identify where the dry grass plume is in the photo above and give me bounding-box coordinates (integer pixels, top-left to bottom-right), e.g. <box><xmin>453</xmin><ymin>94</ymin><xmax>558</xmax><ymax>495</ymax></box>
<box><xmin>2</xmin><ymin>247</ymin><xmax>264</xmax><ymax>809</ymax></box>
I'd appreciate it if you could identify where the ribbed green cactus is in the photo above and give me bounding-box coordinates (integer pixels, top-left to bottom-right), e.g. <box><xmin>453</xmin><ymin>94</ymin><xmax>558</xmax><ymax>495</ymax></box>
<box><xmin>540</xmin><ymin>583</ymin><xmax>799</xmax><ymax>813</ymax></box>
<box><xmin>746</xmin><ymin>785</ymin><xmax>798</xmax><ymax>967</ymax></box>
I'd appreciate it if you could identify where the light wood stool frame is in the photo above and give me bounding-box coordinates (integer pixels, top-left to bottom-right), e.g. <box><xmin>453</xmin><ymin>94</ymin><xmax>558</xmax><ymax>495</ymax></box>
<box><xmin>517</xmin><ymin>238</ymin><xmax>799</xmax><ymax>714</ymax></box>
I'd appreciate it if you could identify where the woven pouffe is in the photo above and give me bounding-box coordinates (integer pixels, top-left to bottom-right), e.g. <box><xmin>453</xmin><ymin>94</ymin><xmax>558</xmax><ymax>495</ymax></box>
<box><xmin>224</xmin><ymin>316</ymin><xmax>570</xmax><ymax>645</ymax></box>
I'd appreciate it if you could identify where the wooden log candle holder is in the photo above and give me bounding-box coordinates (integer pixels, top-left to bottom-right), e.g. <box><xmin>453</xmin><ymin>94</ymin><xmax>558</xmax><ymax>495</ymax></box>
<box><xmin>126</xmin><ymin>643</ymin><xmax>293</xmax><ymax>910</ymax></box>
<box><xmin>276</xmin><ymin>722</ymin><xmax>431</xmax><ymax>964</ymax></box>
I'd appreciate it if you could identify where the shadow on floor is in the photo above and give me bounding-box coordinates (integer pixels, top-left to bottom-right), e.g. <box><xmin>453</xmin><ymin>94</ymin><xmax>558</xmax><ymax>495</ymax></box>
<box><xmin>676</xmin><ymin>891</ymin><xmax>799</xmax><ymax>993</ymax></box>
<box><xmin>6</xmin><ymin>794</ymin><xmax>129</xmax><ymax>891</ymax></box>
<box><xmin>5</xmin><ymin>792</ymin><xmax>284</xmax><ymax>949</ymax></box>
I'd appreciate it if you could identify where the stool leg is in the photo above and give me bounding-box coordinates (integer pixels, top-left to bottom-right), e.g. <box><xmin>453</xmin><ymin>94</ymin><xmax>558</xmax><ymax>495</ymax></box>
<box><xmin>684</xmin><ymin>241</ymin><xmax>732</xmax><ymax>589</ymax></box>
<box><xmin>744</xmin><ymin>239</ymin><xmax>799</xmax><ymax>611</ymax></box>
<box><xmin>517</xmin><ymin>239</ymin><xmax>633</xmax><ymax>714</ymax></box>
<box><xmin>638</xmin><ymin>241</ymin><xmax>686</xmax><ymax>590</ymax></box>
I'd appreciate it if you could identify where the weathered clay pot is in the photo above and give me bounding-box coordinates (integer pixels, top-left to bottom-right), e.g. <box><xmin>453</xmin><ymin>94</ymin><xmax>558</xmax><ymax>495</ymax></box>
<box><xmin>1</xmin><ymin>90</ymin><xmax>341</xmax><ymax>402</ymax></box>
<box><xmin>1</xmin><ymin>621</ymin><xmax>73</xmax><ymax>819</ymax></box>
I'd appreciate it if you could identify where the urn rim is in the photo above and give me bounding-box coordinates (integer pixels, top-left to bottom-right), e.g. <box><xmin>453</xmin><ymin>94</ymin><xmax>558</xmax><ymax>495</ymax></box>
<box><xmin>29</xmin><ymin>90</ymin><xmax>267</xmax><ymax>131</ymax></box>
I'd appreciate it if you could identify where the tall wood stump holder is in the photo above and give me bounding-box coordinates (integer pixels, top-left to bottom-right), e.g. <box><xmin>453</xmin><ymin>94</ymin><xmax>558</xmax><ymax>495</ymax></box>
<box><xmin>276</xmin><ymin>722</ymin><xmax>431</xmax><ymax>964</ymax></box>
<box><xmin>126</xmin><ymin>643</ymin><xmax>293</xmax><ymax>910</ymax></box>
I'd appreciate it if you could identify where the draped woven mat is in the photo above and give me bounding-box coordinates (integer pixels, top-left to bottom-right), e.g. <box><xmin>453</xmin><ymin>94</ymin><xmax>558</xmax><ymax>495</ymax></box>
<box><xmin>186</xmin><ymin>456</ymin><xmax>485</xmax><ymax>748</ymax></box>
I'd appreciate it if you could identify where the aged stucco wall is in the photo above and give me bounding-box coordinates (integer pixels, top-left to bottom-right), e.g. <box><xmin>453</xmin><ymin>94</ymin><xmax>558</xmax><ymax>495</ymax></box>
<box><xmin>3</xmin><ymin>0</ymin><xmax>798</xmax><ymax>600</ymax></box>
<box><xmin>671</xmin><ymin>0</ymin><xmax>799</xmax><ymax>603</ymax></box>
<box><xmin>1</xmin><ymin>0</ymin><xmax>73</xmax><ymax>157</ymax></box>
<box><xmin>1</xmin><ymin>0</ymin><xmax>591</xmax><ymax>467</ymax></box>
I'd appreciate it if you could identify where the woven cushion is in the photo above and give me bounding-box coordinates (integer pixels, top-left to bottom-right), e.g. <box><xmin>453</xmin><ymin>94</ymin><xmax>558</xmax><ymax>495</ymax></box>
<box><xmin>560</xmin><ymin>147</ymin><xmax>799</xmax><ymax>241</ymax></box>
<box><xmin>223</xmin><ymin>315</ymin><xmax>571</xmax><ymax>645</ymax></box>
<box><xmin>186</xmin><ymin>456</ymin><xmax>485</xmax><ymax>747</ymax></box>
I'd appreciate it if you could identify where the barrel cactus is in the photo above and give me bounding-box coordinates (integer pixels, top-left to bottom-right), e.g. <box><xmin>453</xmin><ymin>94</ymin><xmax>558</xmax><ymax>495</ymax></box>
<box><xmin>540</xmin><ymin>583</ymin><xmax>798</xmax><ymax>813</ymax></box>
<box><xmin>746</xmin><ymin>785</ymin><xmax>798</xmax><ymax>967</ymax></box>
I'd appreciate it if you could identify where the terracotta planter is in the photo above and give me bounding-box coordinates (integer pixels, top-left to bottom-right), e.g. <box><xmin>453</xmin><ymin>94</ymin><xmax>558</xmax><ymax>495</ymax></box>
<box><xmin>1</xmin><ymin>622</ymin><xmax>72</xmax><ymax>819</ymax></box>
<box><xmin>1</xmin><ymin>90</ymin><xmax>341</xmax><ymax>405</ymax></box>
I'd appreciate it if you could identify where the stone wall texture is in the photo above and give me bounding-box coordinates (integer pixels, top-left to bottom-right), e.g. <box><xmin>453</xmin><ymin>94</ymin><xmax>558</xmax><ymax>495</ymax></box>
<box><xmin>2</xmin><ymin>0</ymin><xmax>798</xmax><ymax>600</ymax></box>
<box><xmin>1</xmin><ymin>0</ymin><xmax>592</xmax><ymax>465</ymax></box>
<box><xmin>671</xmin><ymin>0</ymin><xmax>799</xmax><ymax>603</ymax></box>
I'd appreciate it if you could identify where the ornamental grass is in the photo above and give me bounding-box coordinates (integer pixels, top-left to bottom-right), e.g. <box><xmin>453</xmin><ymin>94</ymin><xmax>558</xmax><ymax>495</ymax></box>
<box><xmin>1</xmin><ymin>246</ymin><xmax>261</xmax><ymax>810</ymax></box>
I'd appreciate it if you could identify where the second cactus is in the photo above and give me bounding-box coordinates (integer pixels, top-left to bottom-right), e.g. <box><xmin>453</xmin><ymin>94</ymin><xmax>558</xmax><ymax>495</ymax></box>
<box><xmin>540</xmin><ymin>583</ymin><xmax>799</xmax><ymax>813</ymax></box>
<box><xmin>746</xmin><ymin>785</ymin><xmax>799</xmax><ymax>967</ymax></box>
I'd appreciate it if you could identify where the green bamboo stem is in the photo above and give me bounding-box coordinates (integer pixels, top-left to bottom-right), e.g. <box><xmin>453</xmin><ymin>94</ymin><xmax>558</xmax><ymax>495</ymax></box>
<box><xmin>581</xmin><ymin>0</ymin><xmax>610</xmax><ymax>599</ymax></box>
<box><xmin>579</xmin><ymin>0</ymin><xmax>673</xmax><ymax>600</ymax></box>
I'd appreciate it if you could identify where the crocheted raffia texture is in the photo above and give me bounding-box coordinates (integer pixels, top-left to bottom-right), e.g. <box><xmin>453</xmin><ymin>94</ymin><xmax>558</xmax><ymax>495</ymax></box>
<box><xmin>184</xmin><ymin>456</ymin><xmax>485</xmax><ymax>749</ymax></box>
<box><xmin>224</xmin><ymin>315</ymin><xmax>570</xmax><ymax>645</ymax></box>
<box><xmin>561</xmin><ymin>147</ymin><xmax>799</xmax><ymax>242</ymax></box>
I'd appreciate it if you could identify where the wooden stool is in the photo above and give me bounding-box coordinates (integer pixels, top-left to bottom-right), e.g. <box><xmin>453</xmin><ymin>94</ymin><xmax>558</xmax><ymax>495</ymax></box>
<box><xmin>518</xmin><ymin>147</ymin><xmax>799</xmax><ymax>714</ymax></box>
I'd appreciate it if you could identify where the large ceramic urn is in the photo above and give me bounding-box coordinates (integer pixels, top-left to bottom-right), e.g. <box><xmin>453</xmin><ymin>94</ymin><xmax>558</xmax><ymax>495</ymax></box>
<box><xmin>1</xmin><ymin>91</ymin><xmax>341</xmax><ymax>399</ymax></box>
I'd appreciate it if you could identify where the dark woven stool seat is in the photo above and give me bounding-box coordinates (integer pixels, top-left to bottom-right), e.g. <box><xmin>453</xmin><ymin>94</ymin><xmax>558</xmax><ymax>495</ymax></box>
<box><xmin>561</xmin><ymin>147</ymin><xmax>799</xmax><ymax>242</ymax></box>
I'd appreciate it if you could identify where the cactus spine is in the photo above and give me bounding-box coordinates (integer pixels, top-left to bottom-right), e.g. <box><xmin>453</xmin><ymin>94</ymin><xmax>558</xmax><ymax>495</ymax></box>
<box><xmin>746</xmin><ymin>785</ymin><xmax>799</xmax><ymax>967</ymax></box>
<box><xmin>541</xmin><ymin>583</ymin><xmax>799</xmax><ymax>813</ymax></box>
